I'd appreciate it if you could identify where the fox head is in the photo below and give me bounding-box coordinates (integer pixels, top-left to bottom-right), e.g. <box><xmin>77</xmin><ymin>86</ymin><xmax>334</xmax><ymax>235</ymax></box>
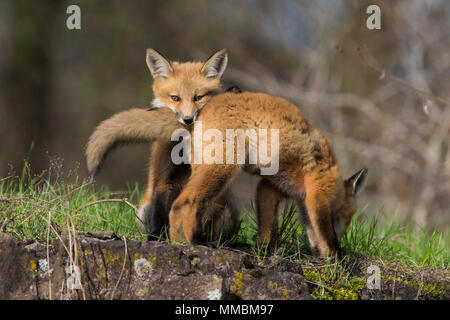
<box><xmin>146</xmin><ymin>48</ymin><xmax>228</xmax><ymax>125</ymax></box>
<box><xmin>333</xmin><ymin>167</ymin><xmax>368</xmax><ymax>240</ymax></box>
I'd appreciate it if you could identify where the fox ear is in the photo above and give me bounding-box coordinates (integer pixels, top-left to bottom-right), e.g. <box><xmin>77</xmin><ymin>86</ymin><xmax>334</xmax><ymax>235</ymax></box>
<box><xmin>146</xmin><ymin>48</ymin><xmax>173</xmax><ymax>79</ymax></box>
<box><xmin>345</xmin><ymin>168</ymin><xmax>368</xmax><ymax>195</ymax></box>
<box><xmin>201</xmin><ymin>49</ymin><xmax>228</xmax><ymax>78</ymax></box>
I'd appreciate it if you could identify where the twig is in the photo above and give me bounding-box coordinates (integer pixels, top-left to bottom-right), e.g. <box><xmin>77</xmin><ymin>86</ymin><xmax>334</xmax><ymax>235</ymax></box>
<box><xmin>355</xmin><ymin>45</ymin><xmax>450</xmax><ymax>106</ymax></box>
<box><xmin>110</xmin><ymin>236</ymin><xmax>128</xmax><ymax>300</ymax></box>
<box><xmin>78</xmin><ymin>198</ymin><xmax>137</xmax><ymax>212</ymax></box>
<box><xmin>66</xmin><ymin>199</ymin><xmax>86</xmax><ymax>300</ymax></box>
<box><xmin>45</xmin><ymin>213</ymin><xmax>52</xmax><ymax>300</ymax></box>
<box><xmin>41</xmin><ymin>215</ymin><xmax>71</xmax><ymax>254</ymax></box>
<box><xmin>0</xmin><ymin>218</ymin><xmax>10</xmax><ymax>232</ymax></box>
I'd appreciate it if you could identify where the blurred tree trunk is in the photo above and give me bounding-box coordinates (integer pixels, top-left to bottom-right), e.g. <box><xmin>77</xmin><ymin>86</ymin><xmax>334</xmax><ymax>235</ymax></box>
<box><xmin>1</xmin><ymin>1</ymin><xmax>61</xmax><ymax>175</ymax></box>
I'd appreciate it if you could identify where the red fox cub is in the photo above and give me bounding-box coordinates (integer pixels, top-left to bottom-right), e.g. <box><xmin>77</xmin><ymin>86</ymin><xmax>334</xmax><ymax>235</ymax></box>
<box><xmin>86</xmin><ymin>48</ymin><xmax>239</xmax><ymax>241</ymax></box>
<box><xmin>164</xmin><ymin>91</ymin><xmax>367</xmax><ymax>257</ymax></box>
<box><xmin>86</xmin><ymin>90</ymin><xmax>367</xmax><ymax>257</ymax></box>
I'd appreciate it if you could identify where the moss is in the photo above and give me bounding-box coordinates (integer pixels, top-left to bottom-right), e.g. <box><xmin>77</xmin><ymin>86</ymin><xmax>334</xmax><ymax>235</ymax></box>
<box><xmin>162</xmin><ymin>250</ymin><xmax>183</xmax><ymax>269</ymax></box>
<box><xmin>232</xmin><ymin>271</ymin><xmax>244</xmax><ymax>298</ymax></box>
<box><xmin>96</xmin><ymin>264</ymin><xmax>107</xmax><ymax>285</ymax></box>
<box><xmin>268</xmin><ymin>281</ymin><xmax>291</xmax><ymax>299</ymax></box>
<box><xmin>383</xmin><ymin>275</ymin><xmax>449</xmax><ymax>297</ymax></box>
<box><xmin>133</xmin><ymin>253</ymin><xmax>143</xmax><ymax>262</ymax></box>
<box><xmin>215</xmin><ymin>253</ymin><xmax>232</xmax><ymax>265</ymax></box>
<box><xmin>332</xmin><ymin>278</ymin><xmax>365</xmax><ymax>300</ymax></box>
<box><xmin>29</xmin><ymin>259</ymin><xmax>37</xmax><ymax>277</ymax></box>
<box><xmin>78</xmin><ymin>252</ymin><xmax>86</xmax><ymax>269</ymax></box>
<box><xmin>189</xmin><ymin>255</ymin><xmax>201</xmax><ymax>267</ymax></box>
<box><xmin>148</xmin><ymin>255</ymin><xmax>157</xmax><ymax>267</ymax></box>
<box><xmin>303</xmin><ymin>269</ymin><xmax>320</xmax><ymax>282</ymax></box>
<box><xmin>283</xmin><ymin>289</ymin><xmax>290</xmax><ymax>300</ymax></box>
<box><xmin>216</xmin><ymin>253</ymin><xmax>231</xmax><ymax>264</ymax></box>
<box><xmin>416</xmin><ymin>282</ymin><xmax>448</xmax><ymax>296</ymax></box>
<box><xmin>303</xmin><ymin>268</ymin><xmax>365</xmax><ymax>300</ymax></box>
<box><xmin>101</xmin><ymin>248</ymin><xmax>122</xmax><ymax>267</ymax></box>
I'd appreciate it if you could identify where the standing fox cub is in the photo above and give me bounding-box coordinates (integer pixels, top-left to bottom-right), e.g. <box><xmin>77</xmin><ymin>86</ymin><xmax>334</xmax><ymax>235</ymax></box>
<box><xmin>87</xmin><ymin>48</ymin><xmax>240</xmax><ymax>241</ymax></box>
<box><xmin>86</xmin><ymin>90</ymin><xmax>367</xmax><ymax>257</ymax></box>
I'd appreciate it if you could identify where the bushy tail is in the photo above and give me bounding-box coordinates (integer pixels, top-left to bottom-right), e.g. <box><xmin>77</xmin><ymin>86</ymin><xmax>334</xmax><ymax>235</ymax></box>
<box><xmin>85</xmin><ymin>107</ymin><xmax>181</xmax><ymax>180</ymax></box>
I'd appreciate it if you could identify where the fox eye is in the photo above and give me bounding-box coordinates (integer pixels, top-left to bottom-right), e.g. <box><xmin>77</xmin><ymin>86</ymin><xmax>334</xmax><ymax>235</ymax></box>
<box><xmin>170</xmin><ymin>95</ymin><xmax>181</xmax><ymax>102</ymax></box>
<box><xmin>193</xmin><ymin>95</ymin><xmax>204</xmax><ymax>102</ymax></box>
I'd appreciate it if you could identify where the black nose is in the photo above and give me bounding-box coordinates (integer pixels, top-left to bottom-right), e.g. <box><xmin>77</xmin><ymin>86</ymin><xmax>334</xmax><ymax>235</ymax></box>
<box><xmin>183</xmin><ymin>117</ymin><xmax>194</xmax><ymax>125</ymax></box>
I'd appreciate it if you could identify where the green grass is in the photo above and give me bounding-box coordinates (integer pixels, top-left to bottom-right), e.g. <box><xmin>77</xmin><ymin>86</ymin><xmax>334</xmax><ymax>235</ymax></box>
<box><xmin>0</xmin><ymin>164</ymin><xmax>449</xmax><ymax>299</ymax></box>
<box><xmin>0</xmin><ymin>164</ymin><xmax>145</xmax><ymax>243</ymax></box>
<box><xmin>341</xmin><ymin>211</ymin><xmax>450</xmax><ymax>269</ymax></box>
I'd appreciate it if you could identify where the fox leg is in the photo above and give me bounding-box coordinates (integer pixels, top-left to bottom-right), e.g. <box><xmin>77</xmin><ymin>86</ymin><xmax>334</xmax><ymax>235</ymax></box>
<box><xmin>169</xmin><ymin>164</ymin><xmax>238</xmax><ymax>244</ymax></box>
<box><xmin>302</xmin><ymin>172</ymin><xmax>340</xmax><ymax>257</ymax></box>
<box><xmin>138</xmin><ymin>140</ymin><xmax>190</xmax><ymax>240</ymax></box>
<box><xmin>219</xmin><ymin>190</ymin><xmax>241</xmax><ymax>240</ymax></box>
<box><xmin>296</xmin><ymin>200</ymin><xmax>320</xmax><ymax>256</ymax></box>
<box><xmin>138</xmin><ymin>141</ymin><xmax>171</xmax><ymax>240</ymax></box>
<box><xmin>206</xmin><ymin>188</ymin><xmax>240</xmax><ymax>242</ymax></box>
<box><xmin>256</xmin><ymin>179</ymin><xmax>283</xmax><ymax>251</ymax></box>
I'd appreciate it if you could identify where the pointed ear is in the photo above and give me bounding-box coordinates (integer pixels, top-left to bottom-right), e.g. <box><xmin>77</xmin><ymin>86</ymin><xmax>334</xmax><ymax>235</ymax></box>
<box><xmin>345</xmin><ymin>168</ymin><xmax>368</xmax><ymax>195</ymax></box>
<box><xmin>146</xmin><ymin>48</ymin><xmax>173</xmax><ymax>79</ymax></box>
<box><xmin>201</xmin><ymin>49</ymin><xmax>228</xmax><ymax>78</ymax></box>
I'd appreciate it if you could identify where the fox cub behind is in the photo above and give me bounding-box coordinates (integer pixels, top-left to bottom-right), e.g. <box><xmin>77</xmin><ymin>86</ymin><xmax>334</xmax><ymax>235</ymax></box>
<box><xmin>86</xmin><ymin>48</ymin><xmax>239</xmax><ymax>242</ymax></box>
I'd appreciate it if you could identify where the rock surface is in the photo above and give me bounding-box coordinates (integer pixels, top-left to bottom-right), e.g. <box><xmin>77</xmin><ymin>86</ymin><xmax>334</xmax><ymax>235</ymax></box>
<box><xmin>0</xmin><ymin>232</ymin><xmax>312</xmax><ymax>300</ymax></box>
<box><xmin>0</xmin><ymin>233</ymin><xmax>36</xmax><ymax>299</ymax></box>
<box><xmin>360</xmin><ymin>279</ymin><xmax>449</xmax><ymax>300</ymax></box>
<box><xmin>2</xmin><ymin>232</ymin><xmax>447</xmax><ymax>300</ymax></box>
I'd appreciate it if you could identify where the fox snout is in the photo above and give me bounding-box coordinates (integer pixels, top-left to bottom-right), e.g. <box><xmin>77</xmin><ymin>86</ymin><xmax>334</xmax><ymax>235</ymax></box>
<box><xmin>174</xmin><ymin>113</ymin><xmax>195</xmax><ymax>125</ymax></box>
<box><xmin>175</xmin><ymin>106</ymin><xmax>204</xmax><ymax>125</ymax></box>
<box><xmin>181</xmin><ymin>116</ymin><xmax>194</xmax><ymax>125</ymax></box>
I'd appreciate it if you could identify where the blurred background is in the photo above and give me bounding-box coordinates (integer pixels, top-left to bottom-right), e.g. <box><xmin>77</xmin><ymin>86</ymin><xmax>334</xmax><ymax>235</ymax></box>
<box><xmin>0</xmin><ymin>0</ymin><xmax>449</xmax><ymax>228</ymax></box>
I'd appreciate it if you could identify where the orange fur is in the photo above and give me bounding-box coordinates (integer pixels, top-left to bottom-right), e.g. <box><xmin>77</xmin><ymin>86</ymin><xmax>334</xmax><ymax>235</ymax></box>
<box><xmin>141</xmin><ymin>48</ymin><xmax>232</xmax><ymax>240</ymax></box>
<box><xmin>85</xmin><ymin>83</ymin><xmax>367</xmax><ymax>256</ymax></box>
<box><xmin>165</xmin><ymin>91</ymin><xmax>367</xmax><ymax>256</ymax></box>
<box><xmin>256</xmin><ymin>179</ymin><xmax>282</xmax><ymax>249</ymax></box>
<box><xmin>86</xmin><ymin>49</ymin><xmax>239</xmax><ymax>241</ymax></box>
<box><xmin>85</xmin><ymin>107</ymin><xmax>180</xmax><ymax>178</ymax></box>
